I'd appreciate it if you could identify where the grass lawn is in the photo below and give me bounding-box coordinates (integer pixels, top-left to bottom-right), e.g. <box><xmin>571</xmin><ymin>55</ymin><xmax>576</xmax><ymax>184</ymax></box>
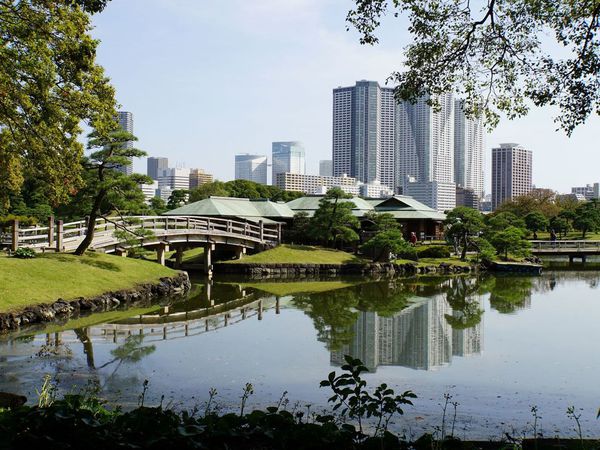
<box><xmin>0</xmin><ymin>252</ymin><xmax>177</xmax><ymax>313</ymax></box>
<box><xmin>235</xmin><ymin>280</ymin><xmax>360</xmax><ymax>297</ymax></box>
<box><xmin>226</xmin><ymin>244</ymin><xmax>366</xmax><ymax>265</ymax></box>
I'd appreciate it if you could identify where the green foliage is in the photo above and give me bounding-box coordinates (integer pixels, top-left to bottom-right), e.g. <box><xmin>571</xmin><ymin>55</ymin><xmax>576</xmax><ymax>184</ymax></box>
<box><xmin>320</xmin><ymin>355</ymin><xmax>416</xmax><ymax>436</ymax></box>
<box><xmin>495</xmin><ymin>190</ymin><xmax>560</xmax><ymax>219</ymax></box>
<box><xmin>573</xmin><ymin>201</ymin><xmax>600</xmax><ymax>238</ymax></box>
<box><xmin>550</xmin><ymin>215</ymin><xmax>572</xmax><ymax>238</ymax></box>
<box><xmin>188</xmin><ymin>180</ymin><xmax>303</xmax><ymax>203</ymax></box>
<box><xmin>73</xmin><ymin>129</ymin><xmax>150</xmax><ymax>255</ymax></box>
<box><xmin>149</xmin><ymin>197</ymin><xmax>167</xmax><ymax>214</ymax></box>
<box><xmin>417</xmin><ymin>246</ymin><xmax>452</xmax><ymax>259</ymax></box>
<box><xmin>347</xmin><ymin>0</ymin><xmax>600</xmax><ymax>134</ymax></box>
<box><xmin>488</xmin><ymin>226</ymin><xmax>531</xmax><ymax>260</ymax></box>
<box><xmin>12</xmin><ymin>248</ymin><xmax>36</xmax><ymax>259</ymax></box>
<box><xmin>445</xmin><ymin>207</ymin><xmax>485</xmax><ymax>260</ymax></box>
<box><xmin>361</xmin><ymin>229</ymin><xmax>414</xmax><ymax>262</ymax></box>
<box><xmin>309</xmin><ymin>188</ymin><xmax>360</xmax><ymax>248</ymax></box>
<box><xmin>0</xmin><ymin>0</ymin><xmax>118</xmax><ymax>208</ymax></box>
<box><xmin>166</xmin><ymin>190</ymin><xmax>189</xmax><ymax>210</ymax></box>
<box><xmin>0</xmin><ymin>215</ymin><xmax>38</xmax><ymax>230</ymax></box>
<box><xmin>362</xmin><ymin>211</ymin><xmax>400</xmax><ymax>232</ymax></box>
<box><xmin>525</xmin><ymin>211</ymin><xmax>550</xmax><ymax>234</ymax></box>
<box><xmin>285</xmin><ymin>212</ymin><xmax>312</xmax><ymax>244</ymax></box>
<box><xmin>485</xmin><ymin>212</ymin><xmax>526</xmax><ymax>232</ymax></box>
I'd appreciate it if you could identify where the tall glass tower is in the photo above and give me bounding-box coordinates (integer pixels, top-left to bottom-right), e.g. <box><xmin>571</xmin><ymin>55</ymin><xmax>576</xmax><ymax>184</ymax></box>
<box><xmin>271</xmin><ymin>141</ymin><xmax>305</xmax><ymax>185</ymax></box>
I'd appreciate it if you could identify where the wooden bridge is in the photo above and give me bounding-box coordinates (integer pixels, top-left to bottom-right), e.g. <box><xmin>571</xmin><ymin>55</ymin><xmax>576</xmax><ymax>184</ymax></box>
<box><xmin>3</xmin><ymin>216</ymin><xmax>282</xmax><ymax>271</ymax></box>
<box><xmin>530</xmin><ymin>240</ymin><xmax>600</xmax><ymax>262</ymax></box>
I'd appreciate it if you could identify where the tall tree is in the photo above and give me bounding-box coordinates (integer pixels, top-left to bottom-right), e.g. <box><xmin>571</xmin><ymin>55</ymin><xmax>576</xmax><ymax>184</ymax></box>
<box><xmin>74</xmin><ymin>129</ymin><xmax>149</xmax><ymax>255</ymax></box>
<box><xmin>0</xmin><ymin>0</ymin><xmax>118</xmax><ymax>208</ymax></box>
<box><xmin>524</xmin><ymin>211</ymin><xmax>549</xmax><ymax>239</ymax></box>
<box><xmin>310</xmin><ymin>188</ymin><xmax>360</xmax><ymax>248</ymax></box>
<box><xmin>445</xmin><ymin>206</ymin><xmax>485</xmax><ymax>260</ymax></box>
<box><xmin>347</xmin><ymin>0</ymin><xmax>600</xmax><ymax>133</ymax></box>
<box><xmin>573</xmin><ymin>201</ymin><xmax>600</xmax><ymax>238</ymax></box>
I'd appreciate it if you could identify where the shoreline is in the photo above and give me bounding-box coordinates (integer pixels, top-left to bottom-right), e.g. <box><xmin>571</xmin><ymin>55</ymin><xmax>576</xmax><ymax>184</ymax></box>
<box><xmin>0</xmin><ymin>272</ymin><xmax>191</xmax><ymax>333</ymax></box>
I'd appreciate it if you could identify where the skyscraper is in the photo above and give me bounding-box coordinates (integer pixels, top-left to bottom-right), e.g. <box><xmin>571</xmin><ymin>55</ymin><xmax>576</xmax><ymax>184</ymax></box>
<box><xmin>271</xmin><ymin>141</ymin><xmax>305</xmax><ymax>185</ymax></box>
<box><xmin>147</xmin><ymin>157</ymin><xmax>168</xmax><ymax>180</ymax></box>
<box><xmin>332</xmin><ymin>81</ymin><xmax>396</xmax><ymax>188</ymax></box>
<box><xmin>395</xmin><ymin>92</ymin><xmax>455</xmax><ymax>187</ymax></box>
<box><xmin>115</xmin><ymin>111</ymin><xmax>134</xmax><ymax>175</ymax></box>
<box><xmin>491</xmin><ymin>143</ymin><xmax>532</xmax><ymax>210</ymax></box>
<box><xmin>454</xmin><ymin>100</ymin><xmax>484</xmax><ymax>199</ymax></box>
<box><xmin>189</xmin><ymin>168</ymin><xmax>214</xmax><ymax>189</ymax></box>
<box><xmin>235</xmin><ymin>154</ymin><xmax>268</xmax><ymax>184</ymax></box>
<box><xmin>396</xmin><ymin>93</ymin><xmax>456</xmax><ymax>211</ymax></box>
<box><xmin>319</xmin><ymin>160</ymin><xmax>333</xmax><ymax>177</ymax></box>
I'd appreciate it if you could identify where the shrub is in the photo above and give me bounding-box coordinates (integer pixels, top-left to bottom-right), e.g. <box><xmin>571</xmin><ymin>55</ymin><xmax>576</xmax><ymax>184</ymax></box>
<box><xmin>417</xmin><ymin>245</ymin><xmax>451</xmax><ymax>258</ymax></box>
<box><xmin>13</xmin><ymin>248</ymin><xmax>36</xmax><ymax>259</ymax></box>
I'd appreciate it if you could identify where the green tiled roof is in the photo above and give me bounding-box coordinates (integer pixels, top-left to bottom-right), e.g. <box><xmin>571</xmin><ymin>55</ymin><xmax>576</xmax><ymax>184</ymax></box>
<box><xmin>370</xmin><ymin>196</ymin><xmax>446</xmax><ymax>221</ymax></box>
<box><xmin>163</xmin><ymin>196</ymin><xmax>294</xmax><ymax>221</ymax></box>
<box><xmin>286</xmin><ymin>195</ymin><xmax>374</xmax><ymax>217</ymax></box>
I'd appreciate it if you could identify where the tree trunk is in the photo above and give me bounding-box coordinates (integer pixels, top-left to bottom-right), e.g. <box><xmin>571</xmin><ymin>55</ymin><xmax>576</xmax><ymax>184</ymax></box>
<box><xmin>460</xmin><ymin>233</ymin><xmax>468</xmax><ymax>260</ymax></box>
<box><xmin>74</xmin><ymin>190</ymin><xmax>106</xmax><ymax>255</ymax></box>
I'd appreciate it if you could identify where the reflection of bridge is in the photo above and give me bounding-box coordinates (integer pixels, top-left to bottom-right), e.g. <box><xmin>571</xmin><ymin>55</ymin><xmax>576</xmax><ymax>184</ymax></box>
<box><xmin>4</xmin><ymin>216</ymin><xmax>281</xmax><ymax>269</ymax></box>
<box><xmin>530</xmin><ymin>240</ymin><xmax>600</xmax><ymax>262</ymax></box>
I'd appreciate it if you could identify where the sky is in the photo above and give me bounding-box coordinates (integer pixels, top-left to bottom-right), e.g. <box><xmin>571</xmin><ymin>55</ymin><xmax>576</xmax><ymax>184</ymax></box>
<box><xmin>90</xmin><ymin>0</ymin><xmax>599</xmax><ymax>194</ymax></box>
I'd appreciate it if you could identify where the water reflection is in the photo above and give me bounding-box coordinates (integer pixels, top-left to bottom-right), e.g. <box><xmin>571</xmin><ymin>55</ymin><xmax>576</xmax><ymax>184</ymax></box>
<box><xmin>0</xmin><ymin>271</ymin><xmax>596</xmax><ymax>404</ymax></box>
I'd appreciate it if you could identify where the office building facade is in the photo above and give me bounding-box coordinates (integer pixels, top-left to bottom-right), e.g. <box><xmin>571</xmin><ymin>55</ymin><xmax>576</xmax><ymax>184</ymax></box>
<box><xmin>491</xmin><ymin>143</ymin><xmax>532</xmax><ymax>210</ymax></box>
<box><xmin>158</xmin><ymin>167</ymin><xmax>191</xmax><ymax>191</ymax></box>
<box><xmin>147</xmin><ymin>157</ymin><xmax>168</xmax><ymax>181</ymax></box>
<box><xmin>454</xmin><ymin>100</ymin><xmax>484</xmax><ymax>198</ymax></box>
<box><xmin>332</xmin><ymin>81</ymin><xmax>396</xmax><ymax>188</ymax></box>
<box><xmin>115</xmin><ymin>111</ymin><xmax>134</xmax><ymax>176</ymax></box>
<box><xmin>189</xmin><ymin>168</ymin><xmax>214</xmax><ymax>189</ymax></box>
<box><xmin>319</xmin><ymin>160</ymin><xmax>333</xmax><ymax>177</ymax></box>
<box><xmin>272</xmin><ymin>142</ymin><xmax>305</xmax><ymax>185</ymax></box>
<box><xmin>276</xmin><ymin>172</ymin><xmax>358</xmax><ymax>195</ymax></box>
<box><xmin>235</xmin><ymin>154</ymin><xmax>268</xmax><ymax>184</ymax></box>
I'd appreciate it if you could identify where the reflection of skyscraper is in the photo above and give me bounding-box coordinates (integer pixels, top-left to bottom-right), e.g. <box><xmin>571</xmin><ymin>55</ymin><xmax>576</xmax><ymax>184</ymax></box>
<box><xmin>331</xmin><ymin>295</ymin><xmax>482</xmax><ymax>372</ymax></box>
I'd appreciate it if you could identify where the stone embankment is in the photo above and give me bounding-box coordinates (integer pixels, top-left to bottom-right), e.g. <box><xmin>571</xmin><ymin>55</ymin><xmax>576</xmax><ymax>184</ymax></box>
<box><xmin>0</xmin><ymin>272</ymin><xmax>191</xmax><ymax>332</ymax></box>
<box><xmin>214</xmin><ymin>262</ymin><xmax>475</xmax><ymax>278</ymax></box>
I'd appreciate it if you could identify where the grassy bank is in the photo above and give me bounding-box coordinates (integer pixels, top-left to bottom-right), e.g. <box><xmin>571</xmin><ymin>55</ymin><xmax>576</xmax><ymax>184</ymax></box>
<box><xmin>0</xmin><ymin>252</ymin><xmax>177</xmax><ymax>313</ymax></box>
<box><xmin>226</xmin><ymin>244</ymin><xmax>366</xmax><ymax>265</ymax></box>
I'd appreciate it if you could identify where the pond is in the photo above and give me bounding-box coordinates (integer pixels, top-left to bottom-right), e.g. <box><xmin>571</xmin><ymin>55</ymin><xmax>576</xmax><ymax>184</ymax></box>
<box><xmin>0</xmin><ymin>271</ymin><xmax>598</xmax><ymax>439</ymax></box>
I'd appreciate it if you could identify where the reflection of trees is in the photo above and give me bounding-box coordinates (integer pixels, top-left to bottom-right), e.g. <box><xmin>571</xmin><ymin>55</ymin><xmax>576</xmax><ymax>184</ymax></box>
<box><xmin>444</xmin><ymin>278</ymin><xmax>484</xmax><ymax>330</ymax></box>
<box><xmin>487</xmin><ymin>276</ymin><xmax>533</xmax><ymax>313</ymax></box>
<box><xmin>292</xmin><ymin>281</ymin><xmax>415</xmax><ymax>351</ymax></box>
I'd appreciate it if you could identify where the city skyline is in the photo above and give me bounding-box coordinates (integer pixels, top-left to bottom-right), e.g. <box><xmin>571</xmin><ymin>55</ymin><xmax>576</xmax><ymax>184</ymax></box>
<box><xmin>90</xmin><ymin>1</ymin><xmax>598</xmax><ymax>194</ymax></box>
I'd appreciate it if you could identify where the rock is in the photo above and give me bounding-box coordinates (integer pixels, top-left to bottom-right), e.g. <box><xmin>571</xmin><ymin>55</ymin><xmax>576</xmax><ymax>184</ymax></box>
<box><xmin>0</xmin><ymin>392</ymin><xmax>27</xmax><ymax>408</ymax></box>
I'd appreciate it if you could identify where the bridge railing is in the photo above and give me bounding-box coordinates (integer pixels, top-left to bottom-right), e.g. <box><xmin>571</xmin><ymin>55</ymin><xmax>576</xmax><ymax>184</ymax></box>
<box><xmin>530</xmin><ymin>240</ymin><xmax>600</xmax><ymax>250</ymax></box>
<box><xmin>4</xmin><ymin>215</ymin><xmax>281</xmax><ymax>251</ymax></box>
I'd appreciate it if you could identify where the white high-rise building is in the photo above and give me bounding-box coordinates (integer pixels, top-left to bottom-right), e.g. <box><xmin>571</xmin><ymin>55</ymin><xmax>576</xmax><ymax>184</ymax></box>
<box><xmin>491</xmin><ymin>143</ymin><xmax>532</xmax><ymax>210</ymax></box>
<box><xmin>235</xmin><ymin>154</ymin><xmax>268</xmax><ymax>184</ymax></box>
<box><xmin>271</xmin><ymin>142</ymin><xmax>305</xmax><ymax>185</ymax></box>
<box><xmin>395</xmin><ymin>92</ymin><xmax>455</xmax><ymax>187</ymax></box>
<box><xmin>116</xmin><ymin>111</ymin><xmax>134</xmax><ymax>175</ymax></box>
<box><xmin>454</xmin><ymin>100</ymin><xmax>484</xmax><ymax>199</ymax></box>
<box><xmin>158</xmin><ymin>167</ymin><xmax>190</xmax><ymax>191</ymax></box>
<box><xmin>332</xmin><ymin>81</ymin><xmax>396</xmax><ymax>188</ymax></box>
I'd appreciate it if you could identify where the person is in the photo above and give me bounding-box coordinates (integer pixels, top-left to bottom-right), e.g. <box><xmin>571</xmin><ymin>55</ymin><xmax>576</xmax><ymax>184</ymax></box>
<box><xmin>409</xmin><ymin>232</ymin><xmax>418</xmax><ymax>246</ymax></box>
<box><xmin>550</xmin><ymin>228</ymin><xmax>557</xmax><ymax>241</ymax></box>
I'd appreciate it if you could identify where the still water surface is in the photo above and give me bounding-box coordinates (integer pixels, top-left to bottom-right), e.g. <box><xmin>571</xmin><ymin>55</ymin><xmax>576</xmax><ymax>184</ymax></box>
<box><xmin>0</xmin><ymin>271</ymin><xmax>598</xmax><ymax>438</ymax></box>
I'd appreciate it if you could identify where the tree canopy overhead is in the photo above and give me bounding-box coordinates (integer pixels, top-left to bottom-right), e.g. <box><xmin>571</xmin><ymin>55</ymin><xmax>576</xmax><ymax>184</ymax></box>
<box><xmin>347</xmin><ymin>0</ymin><xmax>600</xmax><ymax>134</ymax></box>
<box><xmin>0</xmin><ymin>0</ymin><xmax>117</xmax><ymax>208</ymax></box>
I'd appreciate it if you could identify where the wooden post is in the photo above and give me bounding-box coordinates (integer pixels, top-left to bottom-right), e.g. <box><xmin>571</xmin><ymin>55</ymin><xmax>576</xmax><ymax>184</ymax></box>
<box><xmin>175</xmin><ymin>247</ymin><xmax>184</xmax><ymax>268</ymax></box>
<box><xmin>204</xmin><ymin>243</ymin><xmax>214</xmax><ymax>275</ymax></box>
<box><xmin>48</xmin><ymin>216</ymin><xmax>54</xmax><ymax>248</ymax></box>
<box><xmin>259</xmin><ymin>220</ymin><xmax>264</xmax><ymax>241</ymax></box>
<box><xmin>234</xmin><ymin>246</ymin><xmax>245</xmax><ymax>260</ymax></box>
<box><xmin>156</xmin><ymin>242</ymin><xmax>169</xmax><ymax>266</ymax></box>
<box><xmin>277</xmin><ymin>223</ymin><xmax>282</xmax><ymax>243</ymax></box>
<box><xmin>56</xmin><ymin>220</ymin><xmax>63</xmax><ymax>252</ymax></box>
<box><xmin>11</xmin><ymin>219</ymin><xmax>19</xmax><ymax>252</ymax></box>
